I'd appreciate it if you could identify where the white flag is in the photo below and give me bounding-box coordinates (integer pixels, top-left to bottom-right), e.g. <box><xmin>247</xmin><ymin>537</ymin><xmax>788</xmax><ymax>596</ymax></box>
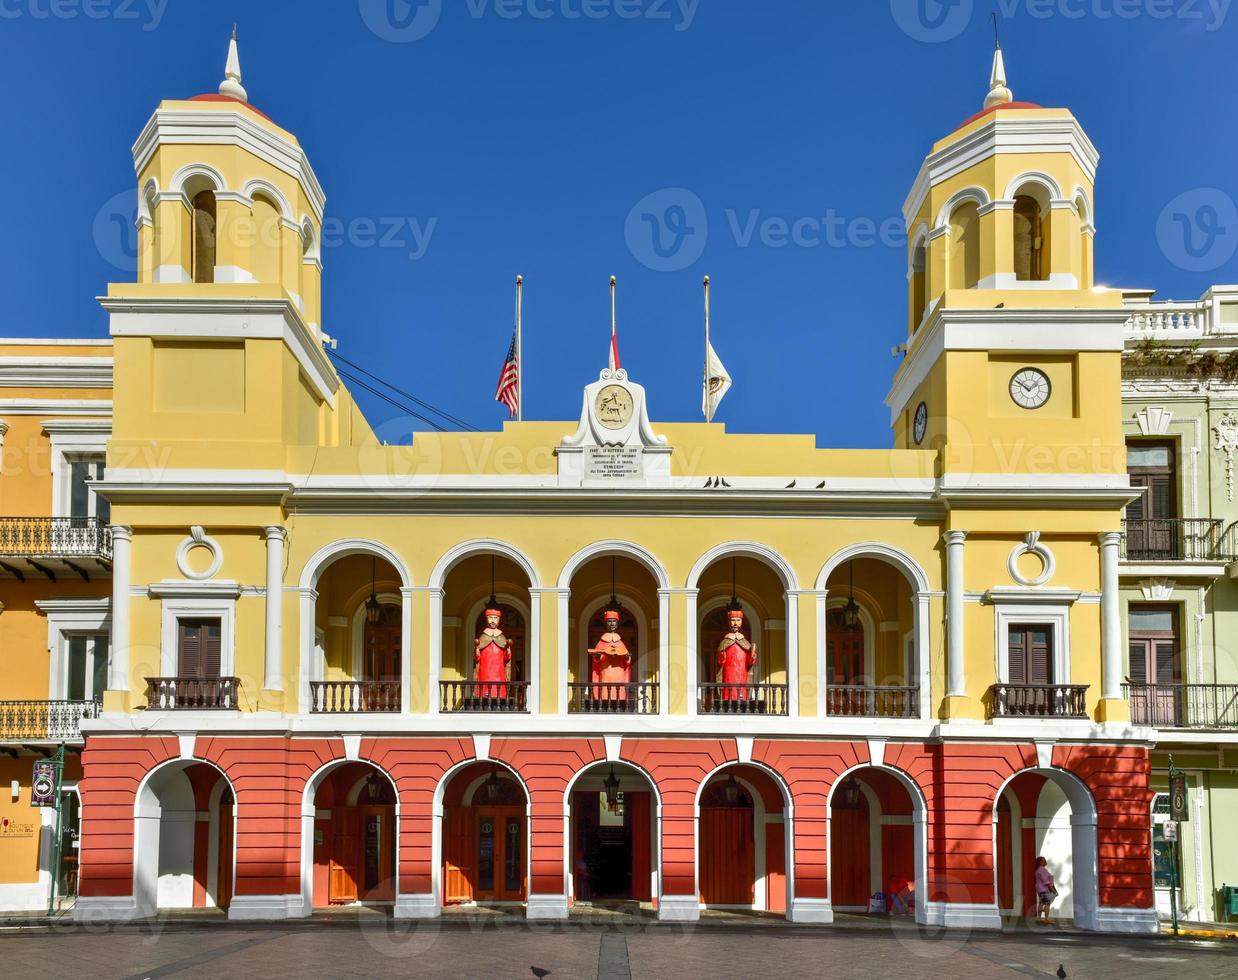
<box><xmin>703</xmin><ymin>339</ymin><xmax>732</xmax><ymax>421</ymax></box>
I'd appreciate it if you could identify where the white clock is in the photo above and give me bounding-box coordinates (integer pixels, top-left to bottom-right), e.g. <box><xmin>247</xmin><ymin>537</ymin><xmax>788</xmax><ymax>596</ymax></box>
<box><xmin>1009</xmin><ymin>368</ymin><xmax>1051</xmax><ymax>410</ymax></box>
<box><xmin>913</xmin><ymin>402</ymin><xmax>928</xmax><ymax>445</ymax></box>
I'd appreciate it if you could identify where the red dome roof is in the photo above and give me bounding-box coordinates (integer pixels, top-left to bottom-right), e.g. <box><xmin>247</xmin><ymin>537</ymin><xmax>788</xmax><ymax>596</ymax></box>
<box><xmin>188</xmin><ymin>93</ymin><xmax>274</xmax><ymax>123</ymax></box>
<box><xmin>957</xmin><ymin>101</ymin><xmax>1042</xmax><ymax>129</ymax></box>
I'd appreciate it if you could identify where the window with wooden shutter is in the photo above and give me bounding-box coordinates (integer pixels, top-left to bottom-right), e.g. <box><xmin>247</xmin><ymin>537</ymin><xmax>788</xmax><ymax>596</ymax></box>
<box><xmin>1128</xmin><ymin>605</ymin><xmax>1181</xmax><ymax>725</ymax></box>
<box><xmin>1126</xmin><ymin>441</ymin><xmax>1178</xmax><ymax>559</ymax></box>
<box><xmin>1007</xmin><ymin>624</ymin><xmax>1053</xmax><ymax>685</ymax></box>
<box><xmin>178</xmin><ymin>619</ymin><xmax>223</xmax><ymax>679</ymax></box>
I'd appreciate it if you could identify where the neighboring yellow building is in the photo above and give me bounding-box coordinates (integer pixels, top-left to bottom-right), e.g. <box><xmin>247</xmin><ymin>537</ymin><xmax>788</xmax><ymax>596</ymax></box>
<box><xmin>2</xmin><ymin>38</ymin><xmax>1162</xmax><ymax>930</ymax></box>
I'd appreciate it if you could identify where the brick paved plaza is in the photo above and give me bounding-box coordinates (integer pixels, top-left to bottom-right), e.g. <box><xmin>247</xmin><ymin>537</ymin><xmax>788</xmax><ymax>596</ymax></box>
<box><xmin>2</xmin><ymin>917</ymin><xmax>1235</xmax><ymax>980</ymax></box>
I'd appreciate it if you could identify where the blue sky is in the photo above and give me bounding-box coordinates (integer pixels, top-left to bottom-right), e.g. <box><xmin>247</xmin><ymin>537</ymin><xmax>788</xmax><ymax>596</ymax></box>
<box><xmin>1</xmin><ymin>0</ymin><xmax>1236</xmax><ymax>447</ymax></box>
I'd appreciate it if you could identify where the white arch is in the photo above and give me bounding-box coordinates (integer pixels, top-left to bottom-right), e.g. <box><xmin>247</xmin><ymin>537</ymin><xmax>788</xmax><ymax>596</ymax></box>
<box><xmin>299</xmin><ymin>215</ymin><xmax>320</xmax><ymax>262</ymax></box>
<box><xmin>133</xmin><ymin>758</ymin><xmax>236</xmax><ymax>919</ymax></box>
<box><xmin>429</xmin><ymin>539</ymin><xmax>540</xmax><ymax>590</ymax></box>
<box><xmin>825</xmin><ymin>762</ymin><xmax>929</xmax><ymax>926</ymax></box>
<box><xmin>561</xmin><ymin>758</ymin><xmax>664</xmax><ymax>912</ymax></box>
<box><xmin>907</xmin><ymin>224</ymin><xmax>929</xmax><ymax>278</ymax></box>
<box><xmin>991</xmin><ymin>766</ymin><xmax>1100</xmax><ymax>931</ymax></box>
<box><xmin>298</xmin><ymin>757</ymin><xmax>401</xmax><ymax>916</ymax></box>
<box><xmin>240</xmin><ymin>178</ymin><xmax>294</xmax><ymax>223</ymax></box>
<box><xmin>1072</xmin><ymin>186</ymin><xmax>1093</xmax><ymax>227</ymax></box>
<box><xmin>685</xmin><ymin>541</ymin><xmax>798</xmax><ymax>592</ymax></box>
<box><xmin>556</xmin><ymin>541</ymin><xmax>671</xmax><ymax>716</ymax></box>
<box><xmin>298</xmin><ymin>539</ymin><xmax>414</xmax><ymax>713</ymax></box>
<box><xmin>429</xmin><ymin>756</ymin><xmax>533</xmax><ymax>914</ymax></box>
<box><xmin>1004</xmin><ymin>170</ymin><xmax>1063</xmax><ymax>205</ymax></box>
<box><xmin>816</xmin><ymin>543</ymin><xmax>930</xmax><ymax>594</ymax></box>
<box><xmin>170</xmin><ymin>162</ymin><xmax>227</xmax><ymax>200</ymax></box>
<box><xmin>557</xmin><ymin>540</ymin><xmax>670</xmax><ymax>590</ymax></box>
<box><xmin>138</xmin><ymin>177</ymin><xmax>160</xmax><ymax>226</ymax></box>
<box><xmin>693</xmin><ymin>760</ymin><xmax>795</xmax><ymax>917</ymax></box>
<box><xmin>934</xmin><ymin>186</ymin><xmax>992</xmax><ymax>231</ymax></box>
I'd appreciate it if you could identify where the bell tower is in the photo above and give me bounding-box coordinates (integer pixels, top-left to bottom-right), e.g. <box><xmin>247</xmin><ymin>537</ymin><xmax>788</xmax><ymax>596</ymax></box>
<box><xmin>887</xmin><ymin>42</ymin><xmax>1127</xmax><ymax>481</ymax></box>
<box><xmin>103</xmin><ymin>33</ymin><xmax>359</xmax><ymax>471</ymax></box>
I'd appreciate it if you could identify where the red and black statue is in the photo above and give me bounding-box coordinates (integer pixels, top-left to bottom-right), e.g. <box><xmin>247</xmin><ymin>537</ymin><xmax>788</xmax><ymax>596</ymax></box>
<box><xmin>717</xmin><ymin>604</ymin><xmax>757</xmax><ymax>700</ymax></box>
<box><xmin>475</xmin><ymin>605</ymin><xmax>511</xmax><ymax>698</ymax></box>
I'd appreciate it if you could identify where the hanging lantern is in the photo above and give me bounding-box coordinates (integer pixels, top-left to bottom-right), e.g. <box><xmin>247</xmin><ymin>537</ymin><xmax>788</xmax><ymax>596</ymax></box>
<box><xmin>485</xmin><ymin>770</ymin><xmax>502</xmax><ymax>802</ymax></box>
<box><xmin>604</xmin><ymin>767</ymin><xmax>621</xmax><ymax>808</ymax></box>
<box><xmin>724</xmin><ymin>773</ymin><xmax>741</xmax><ymax>805</ymax></box>
<box><xmin>841</xmin><ymin>561</ymin><xmax>861</xmax><ymax>630</ymax></box>
<box><xmin>365</xmin><ymin>556</ymin><xmax>382</xmax><ymax>625</ymax></box>
<box><xmin>843</xmin><ymin>776</ymin><xmax>862</xmax><ymax>808</ymax></box>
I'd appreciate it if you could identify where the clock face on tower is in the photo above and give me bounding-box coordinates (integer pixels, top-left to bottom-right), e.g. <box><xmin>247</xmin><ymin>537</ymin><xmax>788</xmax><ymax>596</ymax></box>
<box><xmin>1009</xmin><ymin>368</ymin><xmax>1051</xmax><ymax>410</ymax></box>
<box><xmin>913</xmin><ymin>402</ymin><xmax>928</xmax><ymax>445</ymax></box>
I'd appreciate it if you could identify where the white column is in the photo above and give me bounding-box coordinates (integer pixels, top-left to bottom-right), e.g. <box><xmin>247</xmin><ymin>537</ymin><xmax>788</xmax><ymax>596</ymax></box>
<box><xmin>785</xmin><ymin>591</ymin><xmax>800</xmax><ymax>716</ymax></box>
<box><xmin>526</xmin><ymin>587</ymin><xmax>543</xmax><ymax>713</ymax></box>
<box><xmin>405</xmin><ymin>586</ymin><xmax>420</xmax><ymax>714</ymax></box>
<box><xmin>262</xmin><ymin>526</ymin><xmax>287</xmax><ymax>692</ymax></box>
<box><xmin>684</xmin><ymin>589</ymin><xmax>699</xmax><ymax>715</ymax></box>
<box><xmin>814</xmin><ymin>589</ymin><xmax>830</xmax><ymax>718</ymax></box>
<box><xmin>657</xmin><ymin>588</ymin><xmax>671</xmax><ymax>716</ymax></box>
<box><xmin>297</xmin><ymin>588</ymin><xmax>317</xmax><ymax>713</ymax></box>
<box><xmin>1098</xmin><ymin>531</ymin><xmax>1123</xmax><ymax>701</ymax></box>
<box><xmin>944</xmin><ymin>530</ymin><xmax>968</xmax><ymax>698</ymax></box>
<box><xmin>108</xmin><ymin>525</ymin><xmax>133</xmax><ymax>691</ymax></box>
<box><xmin>556</xmin><ymin>588</ymin><xmax>571</xmax><ymax>714</ymax></box>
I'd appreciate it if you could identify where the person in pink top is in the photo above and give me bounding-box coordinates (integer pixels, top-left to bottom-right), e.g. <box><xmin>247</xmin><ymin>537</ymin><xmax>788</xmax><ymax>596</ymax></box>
<box><xmin>1034</xmin><ymin>855</ymin><xmax>1058</xmax><ymax>922</ymax></box>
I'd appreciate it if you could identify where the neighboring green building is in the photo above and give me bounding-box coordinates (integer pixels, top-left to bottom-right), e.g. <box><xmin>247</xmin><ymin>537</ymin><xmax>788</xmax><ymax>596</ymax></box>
<box><xmin>1121</xmin><ymin>284</ymin><xmax>1238</xmax><ymax>924</ymax></box>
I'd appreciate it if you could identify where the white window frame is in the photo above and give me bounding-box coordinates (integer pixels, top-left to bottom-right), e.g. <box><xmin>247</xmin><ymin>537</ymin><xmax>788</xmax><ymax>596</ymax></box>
<box><xmin>156</xmin><ymin>594</ymin><xmax>237</xmax><ymax>678</ymax></box>
<box><xmin>35</xmin><ymin>597</ymin><xmax>111</xmax><ymax>700</ymax></box>
<box><xmin>988</xmin><ymin>592</ymin><xmax>1076</xmax><ymax>685</ymax></box>
<box><xmin>43</xmin><ymin>419</ymin><xmax>110</xmax><ymax>518</ymax></box>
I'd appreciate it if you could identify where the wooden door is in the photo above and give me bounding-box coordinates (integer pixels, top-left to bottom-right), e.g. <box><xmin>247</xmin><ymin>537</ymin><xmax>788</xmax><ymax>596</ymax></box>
<box><xmin>700</xmin><ymin>808</ymin><xmax>755</xmax><ymax>906</ymax></box>
<box><xmin>831</xmin><ymin>800</ymin><xmax>870</xmax><ymax>908</ymax></box>
<box><xmin>443</xmin><ymin>808</ymin><xmax>475</xmax><ymax>905</ymax></box>
<box><xmin>1129</xmin><ymin>606</ymin><xmax>1181</xmax><ymax>725</ymax></box>
<box><xmin>364</xmin><ymin>606</ymin><xmax>401</xmax><ymax>683</ymax></box>
<box><xmin>627</xmin><ymin>791</ymin><xmax>652</xmax><ymax>903</ymax></box>
<box><xmin>827</xmin><ymin>611</ymin><xmax>864</xmax><ymax>685</ymax></box>
<box><xmin>1007</xmin><ymin>625</ymin><xmax>1053</xmax><ymax>686</ymax></box>
<box><xmin>1127</xmin><ymin>442</ymin><xmax>1177</xmax><ymax>558</ymax></box>
<box><xmin>472</xmin><ymin>806</ymin><xmax>525</xmax><ymax>901</ymax></box>
<box><xmin>359</xmin><ymin>806</ymin><xmax>395</xmax><ymax>902</ymax></box>
<box><xmin>178</xmin><ymin>620</ymin><xmax>222</xmax><ymax>678</ymax></box>
<box><xmin>329</xmin><ymin>808</ymin><xmax>361</xmax><ymax>904</ymax></box>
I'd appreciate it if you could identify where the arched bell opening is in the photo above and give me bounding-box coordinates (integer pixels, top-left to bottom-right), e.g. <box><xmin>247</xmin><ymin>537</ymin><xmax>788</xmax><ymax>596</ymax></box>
<box><xmin>440</xmin><ymin>762</ymin><xmax>530</xmax><ymax>907</ymax></box>
<box><xmin>568</xmin><ymin>762</ymin><xmax>658</xmax><ymax>907</ymax></box>
<box><xmin>308</xmin><ymin>761</ymin><xmax>398</xmax><ymax>909</ymax></box>
<box><xmin>696</xmin><ymin>764</ymin><xmax>790</xmax><ymax>916</ymax></box>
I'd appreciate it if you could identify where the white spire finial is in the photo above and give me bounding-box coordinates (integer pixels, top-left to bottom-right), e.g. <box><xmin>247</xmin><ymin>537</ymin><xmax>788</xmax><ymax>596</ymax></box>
<box><xmin>984</xmin><ymin>16</ymin><xmax>1013</xmax><ymax>109</ymax></box>
<box><xmin>219</xmin><ymin>25</ymin><xmax>247</xmax><ymax>102</ymax></box>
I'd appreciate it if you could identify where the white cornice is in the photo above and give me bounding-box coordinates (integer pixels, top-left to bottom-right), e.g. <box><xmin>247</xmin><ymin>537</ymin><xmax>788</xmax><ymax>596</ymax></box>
<box><xmin>41</xmin><ymin>418</ymin><xmax>112</xmax><ymax>435</ymax></box>
<box><xmin>132</xmin><ymin>107</ymin><xmax>326</xmax><ymax>221</ymax></box>
<box><xmin>147</xmin><ymin>580</ymin><xmax>243</xmax><ymax>599</ymax></box>
<box><xmin>99</xmin><ymin>295</ymin><xmax>338</xmax><ymax>404</ymax></box>
<box><xmin>0</xmin><ymin>398</ymin><xmax>112</xmax><ymax>417</ymax></box>
<box><xmin>886</xmin><ymin>306</ymin><xmax>1130</xmax><ymax>421</ymax></box>
<box><xmin>903</xmin><ymin>114</ymin><xmax>1100</xmax><ymax>227</ymax></box>
<box><xmin>0</xmin><ymin>357</ymin><xmax>113</xmax><ymax>388</ymax></box>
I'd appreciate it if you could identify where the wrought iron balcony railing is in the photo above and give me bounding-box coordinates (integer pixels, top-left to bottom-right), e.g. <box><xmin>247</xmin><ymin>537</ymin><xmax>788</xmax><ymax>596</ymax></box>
<box><xmin>1120</xmin><ymin>519</ymin><xmax>1227</xmax><ymax>562</ymax></box>
<box><xmin>0</xmin><ymin>699</ymin><xmax>100</xmax><ymax>741</ymax></box>
<box><xmin>989</xmin><ymin>683</ymin><xmax>1089</xmax><ymax>720</ymax></box>
<box><xmin>144</xmin><ymin>677</ymin><xmax>240</xmax><ymax>711</ymax></box>
<box><xmin>0</xmin><ymin>517</ymin><xmax>112</xmax><ymax>560</ymax></box>
<box><xmin>1124</xmin><ymin>683</ymin><xmax>1238</xmax><ymax>730</ymax></box>
<box><xmin>825</xmin><ymin>685</ymin><xmax>920</xmax><ymax>719</ymax></box>
<box><xmin>567</xmin><ymin>682</ymin><xmax>659</xmax><ymax>715</ymax></box>
<box><xmin>439</xmin><ymin>680</ymin><xmax>529</xmax><ymax>713</ymax></box>
<box><xmin>311</xmin><ymin>681</ymin><xmax>401</xmax><ymax>713</ymax></box>
<box><xmin>698</xmin><ymin>683</ymin><xmax>790</xmax><ymax>716</ymax></box>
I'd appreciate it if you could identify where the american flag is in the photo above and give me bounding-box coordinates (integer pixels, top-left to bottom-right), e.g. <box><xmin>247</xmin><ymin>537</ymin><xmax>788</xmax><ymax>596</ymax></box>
<box><xmin>495</xmin><ymin>332</ymin><xmax>519</xmax><ymax>418</ymax></box>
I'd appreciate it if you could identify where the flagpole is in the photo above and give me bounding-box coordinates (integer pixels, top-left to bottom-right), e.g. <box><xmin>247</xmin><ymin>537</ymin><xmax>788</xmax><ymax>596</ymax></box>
<box><xmin>703</xmin><ymin>275</ymin><xmax>711</xmax><ymax>422</ymax></box>
<box><xmin>515</xmin><ymin>275</ymin><xmax>524</xmax><ymax>422</ymax></box>
<box><xmin>610</xmin><ymin>275</ymin><xmax>617</xmax><ymax>369</ymax></box>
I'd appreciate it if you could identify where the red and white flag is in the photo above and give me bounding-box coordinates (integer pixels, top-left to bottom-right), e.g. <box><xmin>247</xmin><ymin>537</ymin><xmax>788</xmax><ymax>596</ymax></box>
<box><xmin>495</xmin><ymin>332</ymin><xmax>519</xmax><ymax>418</ymax></box>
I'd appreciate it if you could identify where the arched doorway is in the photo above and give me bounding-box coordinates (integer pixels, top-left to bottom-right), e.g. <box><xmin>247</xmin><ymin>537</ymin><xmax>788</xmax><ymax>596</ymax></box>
<box><xmin>308</xmin><ymin>762</ymin><xmax>398</xmax><ymax>907</ymax></box>
<box><xmin>440</xmin><ymin>763</ymin><xmax>529</xmax><ymax>906</ymax></box>
<box><xmin>134</xmin><ymin>761</ymin><xmax>235</xmax><ymax>915</ymax></box>
<box><xmin>829</xmin><ymin>768</ymin><xmax>919</xmax><ymax>916</ymax></box>
<box><xmin>569</xmin><ymin>763</ymin><xmax>657</xmax><ymax>905</ymax></box>
<box><xmin>994</xmin><ymin>768</ymin><xmax>1098</xmax><ymax>927</ymax></box>
<box><xmin>697</xmin><ymin>765</ymin><xmax>789</xmax><ymax>914</ymax></box>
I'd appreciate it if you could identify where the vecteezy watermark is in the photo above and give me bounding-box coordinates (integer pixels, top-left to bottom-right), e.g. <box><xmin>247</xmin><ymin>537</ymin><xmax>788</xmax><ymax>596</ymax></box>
<box><xmin>624</xmin><ymin>188</ymin><xmax>905</xmax><ymax>272</ymax></box>
<box><xmin>1156</xmin><ymin>188</ymin><xmax>1238</xmax><ymax>273</ymax></box>
<box><xmin>359</xmin><ymin>0</ymin><xmax>700</xmax><ymax>43</ymax></box>
<box><xmin>0</xmin><ymin>0</ymin><xmax>168</xmax><ymax>30</ymax></box>
<box><xmin>320</xmin><ymin>215</ymin><xmax>439</xmax><ymax>261</ymax></box>
<box><xmin>891</xmin><ymin>0</ymin><xmax>1230</xmax><ymax>42</ymax></box>
<box><xmin>92</xmin><ymin>188</ymin><xmax>139</xmax><ymax>273</ymax></box>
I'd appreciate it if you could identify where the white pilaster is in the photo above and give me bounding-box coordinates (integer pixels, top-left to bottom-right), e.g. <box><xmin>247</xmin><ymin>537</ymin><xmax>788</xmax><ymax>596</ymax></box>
<box><xmin>1098</xmin><ymin>531</ymin><xmax>1123</xmax><ymax>701</ymax></box>
<box><xmin>944</xmin><ymin>530</ymin><xmax>968</xmax><ymax>698</ymax></box>
<box><xmin>262</xmin><ymin>526</ymin><xmax>287</xmax><ymax>691</ymax></box>
<box><xmin>405</xmin><ymin>586</ymin><xmax>420</xmax><ymax>714</ymax></box>
<box><xmin>684</xmin><ymin>588</ymin><xmax>699</xmax><ymax>715</ymax></box>
<box><xmin>108</xmin><ymin>525</ymin><xmax>133</xmax><ymax>691</ymax></box>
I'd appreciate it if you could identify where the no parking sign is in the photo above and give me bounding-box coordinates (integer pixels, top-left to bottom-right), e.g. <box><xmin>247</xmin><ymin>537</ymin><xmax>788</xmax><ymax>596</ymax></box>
<box><xmin>31</xmin><ymin>761</ymin><xmax>57</xmax><ymax>807</ymax></box>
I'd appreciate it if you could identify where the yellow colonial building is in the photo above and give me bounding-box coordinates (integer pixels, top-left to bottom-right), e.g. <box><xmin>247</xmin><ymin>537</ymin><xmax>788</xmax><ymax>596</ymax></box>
<box><xmin>0</xmin><ymin>39</ymin><xmax>1166</xmax><ymax>930</ymax></box>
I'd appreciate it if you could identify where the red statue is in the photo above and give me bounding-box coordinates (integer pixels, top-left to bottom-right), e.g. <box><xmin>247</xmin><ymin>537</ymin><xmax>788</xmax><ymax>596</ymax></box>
<box><xmin>589</xmin><ymin>608</ymin><xmax>632</xmax><ymax>701</ymax></box>
<box><xmin>717</xmin><ymin>607</ymin><xmax>757</xmax><ymax>701</ymax></box>
<box><xmin>474</xmin><ymin>607</ymin><xmax>511</xmax><ymax>698</ymax></box>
